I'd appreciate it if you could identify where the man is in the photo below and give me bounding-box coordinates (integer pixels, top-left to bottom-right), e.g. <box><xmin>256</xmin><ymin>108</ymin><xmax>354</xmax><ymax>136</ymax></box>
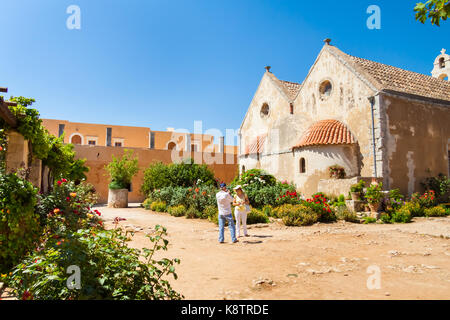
<box><xmin>216</xmin><ymin>183</ymin><xmax>238</xmax><ymax>244</ymax></box>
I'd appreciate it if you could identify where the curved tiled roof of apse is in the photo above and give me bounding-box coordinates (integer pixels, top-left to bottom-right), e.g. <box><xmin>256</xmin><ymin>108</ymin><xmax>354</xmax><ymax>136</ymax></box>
<box><xmin>292</xmin><ymin>119</ymin><xmax>356</xmax><ymax>149</ymax></box>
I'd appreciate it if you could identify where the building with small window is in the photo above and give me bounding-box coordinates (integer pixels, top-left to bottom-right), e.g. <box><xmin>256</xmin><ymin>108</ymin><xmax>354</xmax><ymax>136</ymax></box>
<box><xmin>42</xmin><ymin>119</ymin><xmax>238</xmax><ymax>154</ymax></box>
<box><xmin>239</xmin><ymin>41</ymin><xmax>450</xmax><ymax>197</ymax></box>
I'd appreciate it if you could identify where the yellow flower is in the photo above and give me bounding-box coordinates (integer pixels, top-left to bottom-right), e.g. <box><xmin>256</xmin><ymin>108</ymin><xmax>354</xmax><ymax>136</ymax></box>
<box><xmin>87</xmin><ymin>213</ymin><xmax>94</xmax><ymax>219</ymax></box>
<box><xmin>53</xmin><ymin>208</ymin><xmax>60</xmax><ymax>214</ymax></box>
<box><xmin>70</xmin><ymin>192</ymin><xmax>77</xmax><ymax>198</ymax></box>
<box><xmin>1</xmin><ymin>274</ymin><xmax>7</xmax><ymax>278</ymax></box>
<box><xmin>7</xmin><ymin>209</ymin><xmax>10</xmax><ymax>214</ymax></box>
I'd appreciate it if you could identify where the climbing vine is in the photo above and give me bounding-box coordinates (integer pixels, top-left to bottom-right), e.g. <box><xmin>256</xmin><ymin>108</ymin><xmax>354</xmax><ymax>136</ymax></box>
<box><xmin>0</xmin><ymin>96</ymin><xmax>88</xmax><ymax>182</ymax></box>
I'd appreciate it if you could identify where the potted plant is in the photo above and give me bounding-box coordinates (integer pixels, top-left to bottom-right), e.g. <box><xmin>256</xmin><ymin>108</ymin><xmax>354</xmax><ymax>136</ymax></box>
<box><xmin>328</xmin><ymin>165</ymin><xmax>346</xmax><ymax>179</ymax></box>
<box><xmin>365</xmin><ymin>182</ymin><xmax>383</xmax><ymax>215</ymax></box>
<box><xmin>105</xmin><ymin>149</ymin><xmax>139</xmax><ymax>208</ymax></box>
<box><xmin>350</xmin><ymin>180</ymin><xmax>365</xmax><ymax>201</ymax></box>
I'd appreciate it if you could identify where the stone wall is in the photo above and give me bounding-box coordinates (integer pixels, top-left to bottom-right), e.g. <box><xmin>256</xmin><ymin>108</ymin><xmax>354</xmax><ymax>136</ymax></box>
<box><xmin>74</xmin><ymin>145</ymin><xmax>238</xmax><ymax>203</ymax></box>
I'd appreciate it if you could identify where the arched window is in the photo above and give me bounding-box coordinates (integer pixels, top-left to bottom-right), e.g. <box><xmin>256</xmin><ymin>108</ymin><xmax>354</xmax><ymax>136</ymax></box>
<box><xmin>242</xmin><ymin>165</ymin><xmax>246</xmax><ymax>173</ymax></box>
<box><xmin>319</xmin><ymin>80</ymin><xmax>332</xmax><ymax>97</ymax></box>
<box><xmin>70</xmin><ymin>134</ymin><xmax>83</xmax><ymax>145</ymax></box>
<box><xmin>260</xmin><ymin>103</ymin><xmax>270</xmax><ymax>118</ymax></box>
<box><xmin>299</xmin><ymin>158</ymin><xmax>306</xmax><ymax>173</ymax></box>
<box><xmin>439</xmin><ymin>57</ymin><xmax>445</xmax><ymax>69</ymax></box>
<box><xmin>167</xmin><ymin>142</ymin><xmax>177</xmax><ymax>150</ymax></box>
<box><xmin>290</xmin><ymin>103</ymin><xmax>294</xmax><ymax>115</ymax></box>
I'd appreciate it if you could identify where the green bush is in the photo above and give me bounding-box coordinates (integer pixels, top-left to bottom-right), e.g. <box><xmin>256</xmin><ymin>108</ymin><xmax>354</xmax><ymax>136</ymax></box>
<box><xmin>232</xmin><ymin>169</ymin><xmax>277</xmax><ymax>189</ymax></box>
<box><xmin>365</xmin><ymin>182</ymin><xmax>384</xmax><ymax>204</ymax></box>
<box><xmin>6</xmin><ymin>226</ymin><xmax>183</xmax><ymax>300</ymax></box>
<box><xmin>388</xmin><ymin>189</ymin><xmax>405</xmax><ymax>209</ymax></box>
<box><xmin>148</xmin><ymin>185</ymin><xmax>217</xmax><ymax>212</ymax></box>
<box><xmin>261</xmin><ymin>205</ymin><xmax>273</xmax><ymax>217</ymax></box>
<box><xmin>362</xmin><ymin>217</ymin><xmax>377</xmax><ymax>224</ymax></box>
<box><xmin>142</xmin><ymin>198</ymin><xmax>152</xmax><ymax>210</ymax></box>
<box><xmin>350</xmin><ymin>180</ymin><xmax>365</xmax><ymax>193</ymax></box>
<box><xmin>273</xmin><ymin>204</ymin><xmax>318</xmax><ymax>226</ymax></box>
<box><xmin>106</xmin><ymin>149</ymin><xmax>139</xmax><ymax>190</ymax></box>
<box><xmin>0</xmin><ymin>173</ymin><xmax>41</xmax><ymax>273</ymax></box>
<box><xmin>411</xmin><ymin>190</ymin><xmax>437</xmax><ymax>209</ymax></box>
<box><xmin>204</xmin><ymin>206</ymin><xmax>218</xmax><ymax>224</ymax></box>
<box><xmin>168</xmin><ymin>205</ymin><xmax>186</xmax><ymax>217</ymax></box>
<box><xmin>424</xmin><ymin>206</ymin><xmax>448</xmax><ymax>217</ymax></box>
<box><xmin>246</xmin><ymin>208</ymin><xmax>269</xmax><ymax>224</ymax></box>
<box><xmin>305</xmin><ymin>193</ymin><xmax>336</xmax><ymax>222</ymax></box>
<box><xmin>390</xmin><ymin>207</ymin><xmax>412</xmax><ymax>223</ymax></box>
<box><xmin>1</xmin><ymin>97</ymin><xmax>89</xmax><ymax>182</ymax></box>
<box><xmin>421</xmin><ymin>173</ymin><xmax>450</xmax><ymax>203</ymax></box>
<box><xmin>150</xmin><ymin>201</ymin><xmax>167</xmax><ymax>213</ymax></box>
<box><xmin>244</xmin><ymin>183</ymin><xmax>298</xmax><ymax>209</ymax></box>
<box><xmin>185</xmin><ymin>206</ymin><xmax>202</xmax><ymax>219</ymax></box>
<box><xmin>335</xmin><ymin>206</ymin><xmax>359</xmax><ymax>223</ymax></box>
<box><xmin>141</xmin><ymin>160</ymin><xmax>216</xmax><ymax>196</ymax></box>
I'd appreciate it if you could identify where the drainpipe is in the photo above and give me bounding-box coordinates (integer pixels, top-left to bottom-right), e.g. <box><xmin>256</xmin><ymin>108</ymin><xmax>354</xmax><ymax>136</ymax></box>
<box><xmin>368</xmin><ymin>96</ymin><xmax>377</xmax><ymax>178</ymax></box>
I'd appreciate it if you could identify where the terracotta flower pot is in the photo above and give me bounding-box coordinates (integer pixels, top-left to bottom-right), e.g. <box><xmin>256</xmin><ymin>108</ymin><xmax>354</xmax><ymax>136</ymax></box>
<box><xmin>368</xmin><ymin>202</ymin><xmax>380</xmax><ymax>213</ymax></box>
<box><xmin>351</xmin><ymin>192</ymin><xmax>361</xmax><ymax>201</ymax></box>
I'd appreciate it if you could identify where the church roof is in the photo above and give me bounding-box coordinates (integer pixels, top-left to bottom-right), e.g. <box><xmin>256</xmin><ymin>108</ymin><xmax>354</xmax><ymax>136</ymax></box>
<box><xmin>278</xmin><ymin>80</ymin><xmax>302</xmax><ymax>101</ymax></box>
<box><xmin>328</xmin><ymin>46</ymin><xmax>450</xmax><ymax>103</ymax></box>
<box><xmin>292</xmin><ymin>119</ymin><xmax>356</xmax><ymax>149</ymax></box>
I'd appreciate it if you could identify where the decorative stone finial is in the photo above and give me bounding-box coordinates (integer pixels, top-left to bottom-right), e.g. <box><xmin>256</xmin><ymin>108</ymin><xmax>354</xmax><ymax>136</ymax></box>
<box><xmin>324</xmin><ymin>38</ymin><xmax>331</xmax><ymax>45</ymax></box>
<box><xmin>441</xmin><ymin>48</ymin><xmax>446</xmax><ymax>55</ymax></box>
<box><xmin>265</xmin><ymin>66</ymin><xmax>271</xmax><ymax>73</ymax></box>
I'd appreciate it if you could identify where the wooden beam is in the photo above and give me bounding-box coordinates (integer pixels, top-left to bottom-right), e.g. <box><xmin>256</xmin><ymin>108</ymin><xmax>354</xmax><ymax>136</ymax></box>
<box><xmin>0</xmin><ymin>87</ymin><xmax>8</xmax><ymax>93</ymax></box>
<box><xmin>0</xmin><ymin>102</ymin><xmax>17</xmax><ymax>127</ymax></box>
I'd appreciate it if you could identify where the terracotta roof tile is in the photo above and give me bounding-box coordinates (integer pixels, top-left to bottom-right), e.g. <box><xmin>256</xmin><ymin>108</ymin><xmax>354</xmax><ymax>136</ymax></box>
<box><xmin>245</xmin><ymin>134</ymin><xmax>267</xmax><ymax>155</ymax></box>
<box><xmin>292</xmin><ymin>120</ymin><xmax>356</xmax><ymax>149</ymax></box>
<box><xmin>329</xmin><ymin>46</ymin><xmax>450</xmax><ymax>102</ymax></box>
<box><xmin>278</xmin><ymin>80</ymin><xmax>302</xmax><ymax>101</ymax></box>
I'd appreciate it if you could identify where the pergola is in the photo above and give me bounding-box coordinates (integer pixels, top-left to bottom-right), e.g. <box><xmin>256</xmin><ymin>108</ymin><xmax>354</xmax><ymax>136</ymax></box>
<box><xmin>0</xmin><ymin>87</ymin><xmax>17</xmax><ymax>127</ymax></box>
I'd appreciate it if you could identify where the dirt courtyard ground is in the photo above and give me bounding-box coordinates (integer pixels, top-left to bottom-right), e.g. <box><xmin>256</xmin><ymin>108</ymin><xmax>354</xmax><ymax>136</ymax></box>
<box><xmin>99</xmin><ymin>204</ymin><xmax>450</xmax><ymax>300</ymax></box>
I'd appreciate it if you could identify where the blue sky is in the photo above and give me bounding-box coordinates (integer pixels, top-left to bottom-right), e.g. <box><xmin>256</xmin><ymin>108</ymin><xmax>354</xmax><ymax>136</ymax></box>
<box><xmin>1</xmin><ymin>0</ymin><xmax>448</xmax><ymax>140</ymax></box>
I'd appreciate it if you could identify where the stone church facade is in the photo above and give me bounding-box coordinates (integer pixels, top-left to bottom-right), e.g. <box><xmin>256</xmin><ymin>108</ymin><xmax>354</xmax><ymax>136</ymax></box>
<box><xmin>238</xmin><ymin>41</ymin><xmax>450</xmax><ymax>197</ymax></box>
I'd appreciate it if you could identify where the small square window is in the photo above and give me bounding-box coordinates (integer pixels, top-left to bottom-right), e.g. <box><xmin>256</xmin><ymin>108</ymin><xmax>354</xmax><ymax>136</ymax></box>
<box><xmin>88</xmin><ymin>140</ymin><xmax>96</xmax><ymax>146</ymax></box>
<box><xmin>115</xmin><ymin>142</ymin><xmax>122</xmax><ymax>147</ymax></box>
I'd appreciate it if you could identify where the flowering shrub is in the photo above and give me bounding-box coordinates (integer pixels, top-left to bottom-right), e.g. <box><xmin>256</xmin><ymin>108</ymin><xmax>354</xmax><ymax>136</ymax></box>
<box><xmin>411</xmin><ymin>190</ymin><xmax>437</xmax><ymax>208</ymax></box>
<box><xmin>0</xmin><ymin>173</ymin><xmax>41</xmax><ymax>272</ymax></box>
<box><xmin>36</xmin><ymin>179</ymin><xmax>101</xmax><ymax>232</ymax></box>
<box><xmin>6</xmin><ymin>226</ymin><xmax>183</xmax><ymax>300</ymax></box>
<box><xmin>328</xmin><ymin>165</ymin><xmax>346</xmax><ymax>179</ymax></box>
<box><xmin>421</xmin><ymin>174</ymin><xmax>450</xmax><ymax>203</ymax></box>
<box><xmin>364</xmin><ymin>183</ymin><xmax>384</xmax><ymax>204</ymax></box>
<box><xmin>237</xmin><ymin>169</ymin><xmax>276</xmax><ymax>189</ymax></box>
<box><xmin>275</xmin><ymin>190</ymin><xmax>302</xmax><ymax>206</ymax></box>
<box><xmin>388</xmin><ymin>189</ymin><xmax>405</xmax><ymax>210</ymax></box>
<box><xmin>305</xmin><ymin>193</ymin><xmax>336</xmax><ymax>222</ymax></box>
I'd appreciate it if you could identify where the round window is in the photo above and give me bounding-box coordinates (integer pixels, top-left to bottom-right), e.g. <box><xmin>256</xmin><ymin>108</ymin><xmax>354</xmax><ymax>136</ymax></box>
<box><xmin>319</xmin><ymin>80</ymin><xmax>332</xmax><ymax>97</ymax></box>
<box><xmin>260</xmin><ymin>103</ymin><xmax>270</xmax><ymax>118</ymax></box>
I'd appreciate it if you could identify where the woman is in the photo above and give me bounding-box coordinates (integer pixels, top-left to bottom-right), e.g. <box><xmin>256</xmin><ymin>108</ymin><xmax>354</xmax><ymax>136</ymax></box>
<box><xmin>233</xmin><ymin>185</ymin><xmax>250</xmax><ymax>238</ymax></box>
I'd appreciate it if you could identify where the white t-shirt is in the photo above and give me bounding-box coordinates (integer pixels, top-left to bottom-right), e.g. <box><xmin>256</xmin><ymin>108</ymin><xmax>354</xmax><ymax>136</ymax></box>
<box><xmin>216</xmin><ymin>190</ymin><xmax>233</xmax><ymax>216</ymax></box>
